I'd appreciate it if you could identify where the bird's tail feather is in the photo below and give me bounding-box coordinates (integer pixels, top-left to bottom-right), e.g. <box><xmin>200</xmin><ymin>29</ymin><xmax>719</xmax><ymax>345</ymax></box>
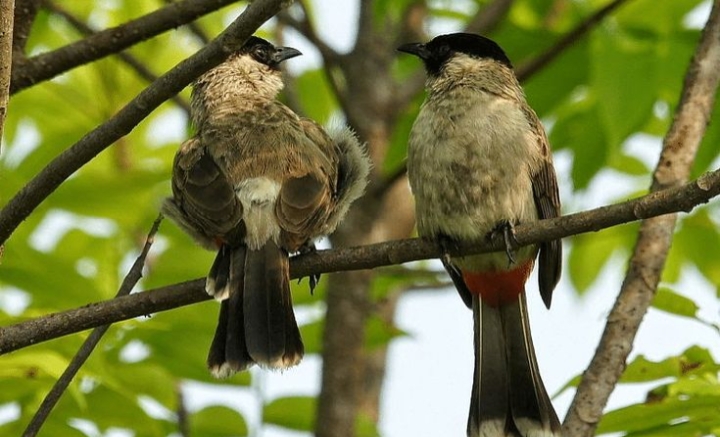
<box><xmin>469</xmin><ymin>294</ymin><xmax>561</xmax><ymax>437</ymax></box>
<box><xmin>206</xmin><ymin>242</ymin><xmax>303</xmax><ymax>378</ymax></box>
<box><xmin>243</xmin><ymin>241</ymin><xmax>303</xmax><ymax>367</ymax></box>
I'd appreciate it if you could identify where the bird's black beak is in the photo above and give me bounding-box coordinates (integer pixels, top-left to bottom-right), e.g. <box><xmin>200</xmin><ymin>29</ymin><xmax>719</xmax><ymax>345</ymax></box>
<box><xmin>397</xmin><ymin>42</ymin><xmax>431</xmax><ymax>60</ymax></box>
<box><xmin>271</xmin><ymin>47</ymin><xmax>303</xmax><ymax>65</ymax></box>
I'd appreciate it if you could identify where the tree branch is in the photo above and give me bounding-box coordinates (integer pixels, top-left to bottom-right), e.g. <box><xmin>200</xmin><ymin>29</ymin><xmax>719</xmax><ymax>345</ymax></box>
<box><xmin>22</xmin><ymin>216</ymin><xmax>163</xmax><ymax>437</ymax></box>
<box><xmin>2</xmin><ymin>170</ymin><xmax>719</xmax><ymax>354</ymax></box>
<box><xmin>10</xmin><ymin>0</ymin><xmax>240</xmax><ymax>95</ymax></box>
<box><xmin>0</xmin><ymin>0</ymin><xmax>286</xmax><ymax>247</ymax></box>
<box><xmin>0</xmin><ymin>0</ymin><xmax>14</xmax><ymax>154</ymax></box>
<box><xmin>464</xmin><ymin>0</ymin><xmax>515</xmax><ymax>35</ymax></box>
<box><xmin>44</xmin><ymin>1</ymin><xmax>191</xmax><ymax>115</ymax></box>
<box><xmin>10</xmin><ymin>0</ymin><xmax>40</xmax><ymax>55</ymax></box>
<box><xmin>276</xmin><ymin>0</ymin><xmax>340</xmax><ymax>64</ymax></box>
<box><xmin>562</xmin><ymin>1</ymin><xmax>720</xmax><ymax>435</ymax></box>
<box><xmin>276</xmin><ymin>0</ymin><xmax>350</xmax><ymax>119</ymax></box>
<box><xmin>516</xmin><ymin>0</ymin><xmax>631</xmax><ymax>81</ymax></box>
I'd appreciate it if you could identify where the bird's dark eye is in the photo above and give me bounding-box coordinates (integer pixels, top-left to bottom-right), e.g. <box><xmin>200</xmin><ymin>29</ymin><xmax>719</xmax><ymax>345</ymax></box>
<box><xmin>252</xmin><ymin>45</ymin><xmax>269</xmax><ymax>62</ymax></box>
<box><xmin>437</xmin><ymin>45</ymin><xmax>451</xmax><ymax>58</ymax></box>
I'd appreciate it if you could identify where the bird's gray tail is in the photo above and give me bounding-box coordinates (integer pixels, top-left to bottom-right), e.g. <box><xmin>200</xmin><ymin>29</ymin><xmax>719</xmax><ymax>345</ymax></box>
<box><xmin>206</xmin><ymin>242</ymin><xmax>304</xmax><ymax>377</ymax></box>
<box><xmin>324</xmin><ymin>126</ymin><xmax>370</xmax><ymax>234</ymax></box>
<box><xmin>468</xmin><ymin>293</ymin><xmax>561</xmax><ymax>437</ymax></box>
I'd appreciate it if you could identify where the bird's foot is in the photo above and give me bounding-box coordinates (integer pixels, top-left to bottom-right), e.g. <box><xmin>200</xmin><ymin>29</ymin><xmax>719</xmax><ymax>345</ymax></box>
<box><xmin>296</xmin><ymin>242</ymin><xmax>321</xmax><ymax>294</ymax></box>
<box><xmin>488</xmin><ymin>220</ymin><xmax>518</xmax><ymax>266</ymax></box>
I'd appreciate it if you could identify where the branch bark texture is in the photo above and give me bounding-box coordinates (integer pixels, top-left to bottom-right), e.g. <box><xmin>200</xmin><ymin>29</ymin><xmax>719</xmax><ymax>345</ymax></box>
<box><xmin>2</xmin><ymin>170</ymin><xmax>718</xmax><ymax>355</ymax></box>
<box><xmin>10</xmin><ymin>0</ymin><xmax>240</xmax><ymax>94</ymax></box>
<box><xmin>562</xmin><ymin>2</ymin><xmax>720</xmax><ymax>435</ymax></box>
<box><xmin>0</xmin><ymin>0</ymin><xmax>14</xmax><ymax>152</ymax></box>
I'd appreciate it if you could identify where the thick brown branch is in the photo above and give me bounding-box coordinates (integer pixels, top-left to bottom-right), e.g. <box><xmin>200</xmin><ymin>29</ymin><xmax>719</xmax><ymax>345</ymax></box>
<box><xmin>10</xmin><ymin>0</ymin><xmax>240</xmax><ymax>94</ymax></box>
<box><xmin>2</xmin><ymin>170</ymin><xmax>719</xmax><ymax>354</ymax></box>
<box><xmin>562</xmin><ymin>2</ymin><xmax>720</xmax><ymax>435</ymax></box>
<box><xmin>22</xmin><ymin>216</ymin><xmax>162</xmax><ymax>437</ymax></box>
<box><xmin>0</xmin><ymin>0</ymin><xmax>286</xmax><ymax>247</ymax></box>
<box><xmin>0</xmin><ymin>0</ymin><xmax>14</xmax><ymax>154</ymax></box>
<box><xmin>44</xmin><ymin>1</ymin><xmax>191</xmax><ymax>115</ymax></box>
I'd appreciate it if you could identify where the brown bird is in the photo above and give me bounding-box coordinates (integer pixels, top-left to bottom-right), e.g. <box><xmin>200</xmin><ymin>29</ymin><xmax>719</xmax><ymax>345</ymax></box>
<box><xmin>399</xmin><ymin>33</ymin><xmax>562</xmax><ymax>436</ymax></box>
<box><xmin>163</xmin><ymin>36</ymin><xmax>369</xmax><ymax>377</ymax></box>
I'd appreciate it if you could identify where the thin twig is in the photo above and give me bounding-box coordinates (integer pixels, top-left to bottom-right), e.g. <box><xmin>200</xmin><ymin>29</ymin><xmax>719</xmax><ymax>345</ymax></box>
<box><xmin>276</xmin><ymin>0</ymin><xmax>348</xmax><ymax>115</ymax></box>
<box><xmin>562</xmin><ymin>2</ymin><xmax>720</xmax><ymax>435</ymax></box>
<box><xmin>0</xmin><ymin>0</ymin><xmax>286</xmax><ymax>247</ymax></box>
<box><xmin>516</xmin><ymin>0</ymin><xmax>631</xmax><ymax>81</ymax></box>
<box><xmin>22</xmin><ymin>215</ymin><xmax>163</xmax><ymax>437</ymax></box>
<box><xmin>465</xmin><ymin>0</ymin><xmax>515</xmax><ymax>35</ymax></box>
<box><xmin>44</xmin><ymin>1</ymin><xmax>191</xmax><ymax>115</ymax></box>
<box><xmin>177</xmin><ymin>382</ymin><xmax>190</xmax><ymax>437</ymax></box>
<box><xmin>2</xmin><ymin>169</ymin><xmax>719</xmax><ymax>354</ymax></box>
<box><xmin>10</xmin><ymin>0</ymin><xmax>240</xmax><ymax>94</ymax></box>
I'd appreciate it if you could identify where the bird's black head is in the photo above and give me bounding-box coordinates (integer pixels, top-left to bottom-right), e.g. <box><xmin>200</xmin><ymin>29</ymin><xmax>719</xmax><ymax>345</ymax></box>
<box><xmin>240</xmin><ymin>36</ymin><xmax>302</xmax><ymax>70</ymax></box>
<box><xmin>397</xmin><ymin>33</ymin><xmax>512</xmax><ymax>76</ymax></box>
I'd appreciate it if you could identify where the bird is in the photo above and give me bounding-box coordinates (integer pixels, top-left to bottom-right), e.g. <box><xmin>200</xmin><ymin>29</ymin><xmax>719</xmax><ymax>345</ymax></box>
<box><xmin>398</xmin><ymin>33</ymin><xmax>563</xmax><ymax>436</ymax></box>
<box><xmin>162</xmin><ymin>36</ymin><xmax>370</xmax><ymax>378</ymax></box>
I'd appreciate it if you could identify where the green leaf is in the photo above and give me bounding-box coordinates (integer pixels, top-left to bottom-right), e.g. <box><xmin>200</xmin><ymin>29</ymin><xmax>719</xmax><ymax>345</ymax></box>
<box><xmin>591</xmin><ymin>28</ymin><xmax>657</xmax><ymax>149</ymax></box>
<box><xmin>191</xmin><ymin>405</ymin><xmax>248</xmax><ymax>437</ymax></box>
<box><xmin>652</xmin><ymin>287</ymin><xmax>699</xmax><ymax>319</ymax></box>
<box><xmin>264</xmin><ymin>396</ymin><xmax>316</xmax><ymax>432</ymax></box>
<box><xmin>549</xmin><ymin>92</ymin><xmax>609</xmax><ymax>188</ymax></box>
<box><xmin>294</xmin><ymin>68</ymin><xmax>337</xmax><ymax>125</ymax></box>
<box><xmin>621</xmin><ymin>354</ymin><xmax>683</xmax><ymax>383</ymax></box>
<box><xmin>365</xmin><ymin>315</ymin><xmax>407</xmax><ymax>350</ymax></box>
<box><xmin>609</xmin><ymin>152</ymin><xmax>651</xmax><ymax>176</ymax></box>
<box><xmin>616</xmin><ymin>0</ymin><xmax>705</xmax><ymax>34</ymax></box>
<box><xmin>567</xmin><ymin>223</ymin><xmax>635</xmax><ymax>293</ymax></box>
<box><xmin>672</xmin><ymin>211</ymin><xmax>720</xmax><ymax>284</ymax></box>
<box><xmin>598</xmin><ymin>395</ymin><xmax>720</xmax><ymax>435</ymax></box>
<box><xmin>299</xmin><ymin>319</ymin><xmax>324</xmax><ymax>355</ymax></box>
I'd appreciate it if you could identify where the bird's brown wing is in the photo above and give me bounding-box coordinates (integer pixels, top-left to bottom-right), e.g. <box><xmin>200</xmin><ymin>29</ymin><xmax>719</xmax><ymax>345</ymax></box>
<box><xmin>165</xmin><ymin>137</ymin><xmax>244</xmax><ymax>245</ymax></box>
<box><xmin>526</xmin><ymin>109</ymin><xmax>562</xmax><ymax>308</ymax></box>
<box><xmin>275</xmin><ymin>119</ymin><xmax>339</xmax><ymax>249</ymax></box>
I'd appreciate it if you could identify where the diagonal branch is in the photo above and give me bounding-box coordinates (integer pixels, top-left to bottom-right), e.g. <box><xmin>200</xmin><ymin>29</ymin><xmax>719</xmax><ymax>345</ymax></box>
<box><xmin>2</xmin><ymin>169</ymin><xmax>719</xmax><ymax>354</ymax></box>
<box><xmin>516</xmin><ymin>0</ymin><xmax>631</xmax><ymax>81</ymax></box>
<box><xmin>10</xmin><ymin>0</ymin><xmax>240</xmax><ymax>95</ymax></box>
<box><xmin>44</xmin><ymin>1</ymin><xmax>191</xmax><ymax>115</ymax></box>
<box><xmin>22</xmin><ymin>215</ymin><xmax>163</xmax><ymax>437</ymax></box>
<box><xmin>0</xmin><ymin>0</ymin><xmax>286</xmax><ymax>247</ymax></box>
<box><xmin>562</xmin><ymin>1</ymin><xmax>720</xmax><ymax>435</ymax></box>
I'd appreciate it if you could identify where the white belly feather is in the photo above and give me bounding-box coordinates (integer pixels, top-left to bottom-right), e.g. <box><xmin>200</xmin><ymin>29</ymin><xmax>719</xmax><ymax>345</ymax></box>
<box><xmin>408</xmin><ymin>89</ymin><xmax>541</xmax><ymax>270</ymax></box>
<box><xmin>235</xmin><ymin>177</ymin><xmax>281</xmax><ymax>250</ymax></box>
